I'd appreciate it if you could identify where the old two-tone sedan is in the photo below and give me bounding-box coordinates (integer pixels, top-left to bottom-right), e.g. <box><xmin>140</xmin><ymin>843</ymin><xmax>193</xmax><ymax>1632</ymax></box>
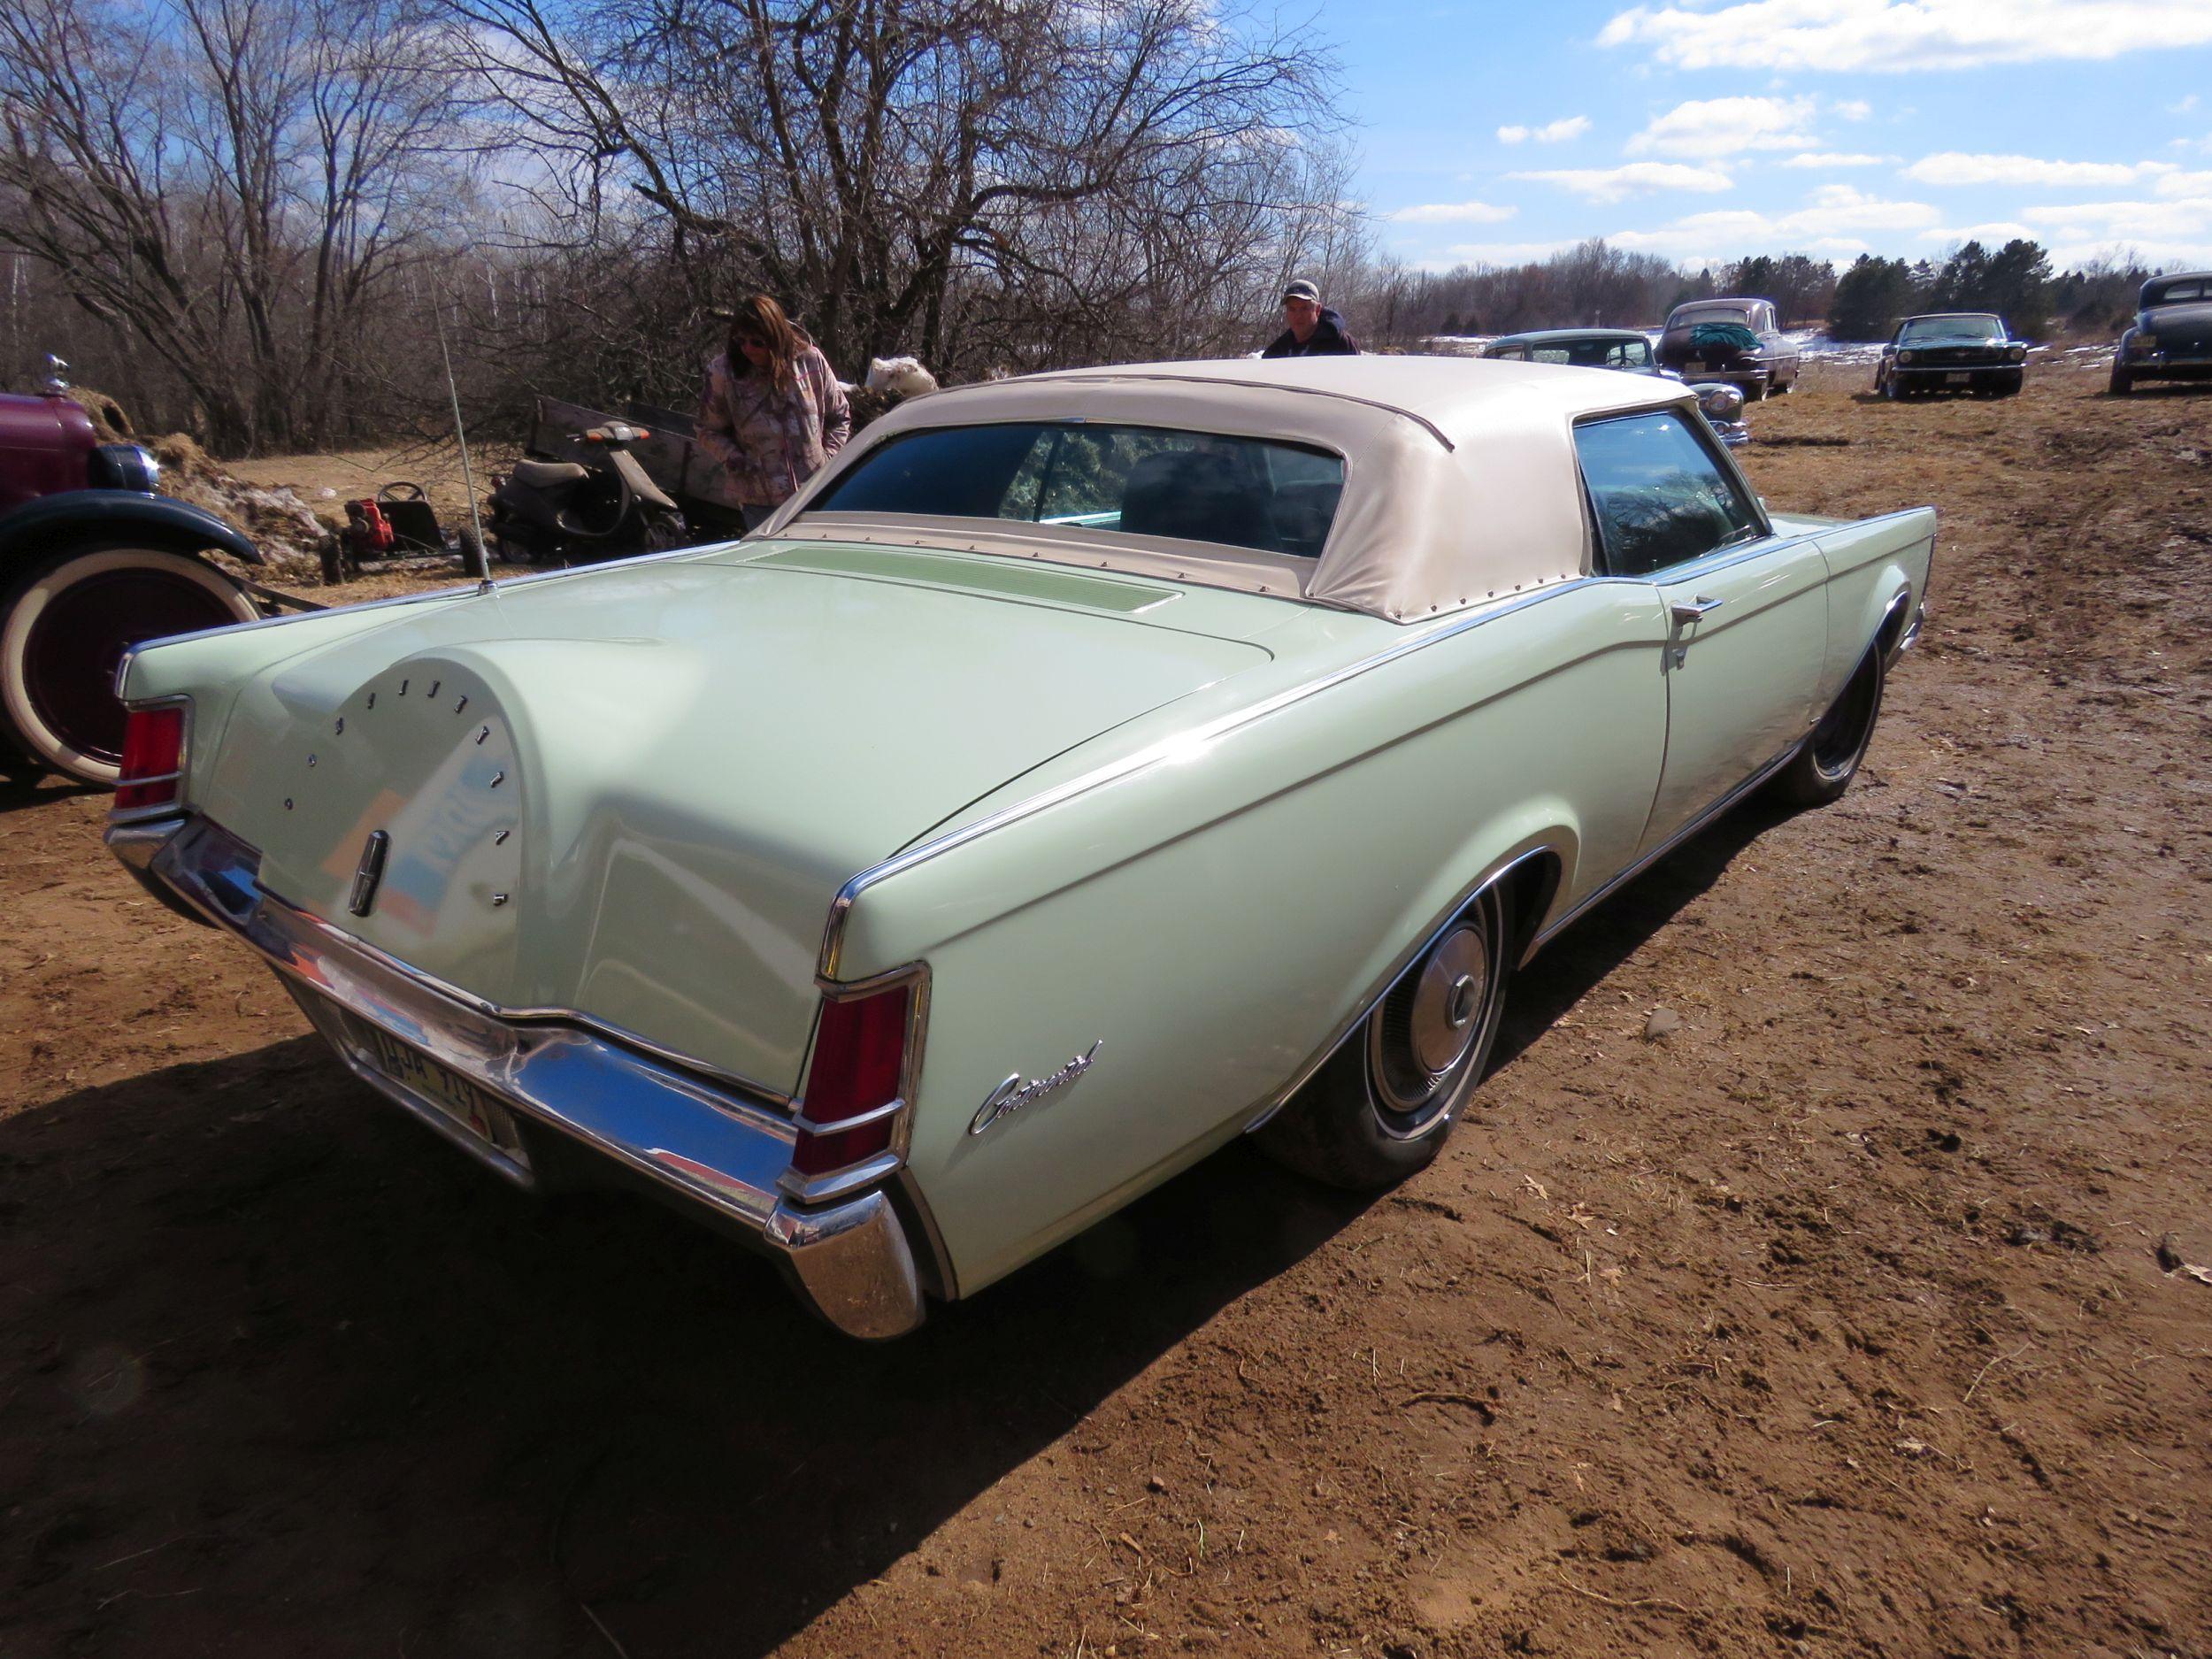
<box><xmin>106</xmin><ymin>357</ymin><xmax>1933</xmax><ymax>1339</ymax></box>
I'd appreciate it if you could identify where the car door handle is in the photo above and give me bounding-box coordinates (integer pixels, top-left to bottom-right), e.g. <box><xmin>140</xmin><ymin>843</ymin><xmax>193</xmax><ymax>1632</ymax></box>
<box><xmin>1671</xmin><ymin>595</ymin><xmax>1725</xmax><ymax>624</ymax></box>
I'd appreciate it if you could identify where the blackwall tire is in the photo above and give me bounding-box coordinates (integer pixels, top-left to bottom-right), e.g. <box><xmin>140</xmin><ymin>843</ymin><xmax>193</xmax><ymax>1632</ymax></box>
<box><xmin>0</xmin><ymin>545</ymin><xmax>257</xmax><ymax>786</ymax></box>
<box><xmin>2108</xmin><ymin>364</ymin><xmax>2133</xmax><ymax>396</ymax></box>
<box><xmin>1256</xmin><ymin>887</ymin><xmax>1511</xmax><ymax>1191</ymax></box>
<box><xmin>1771</xmin><ymin>643</ymin><xmax>1886</xmax><ymax>810</ymax></box>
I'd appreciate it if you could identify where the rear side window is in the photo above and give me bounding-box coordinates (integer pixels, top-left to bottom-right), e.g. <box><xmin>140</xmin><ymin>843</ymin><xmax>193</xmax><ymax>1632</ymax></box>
<box><xmin>1574</xmin><ymin>411</ymin><xmax>1763</xmax><ymax>577</ymax></box>
<box><xmin>810</xmin><ymin>421</ymin><xmax>1344</xmax><ymax>558</ymax></box>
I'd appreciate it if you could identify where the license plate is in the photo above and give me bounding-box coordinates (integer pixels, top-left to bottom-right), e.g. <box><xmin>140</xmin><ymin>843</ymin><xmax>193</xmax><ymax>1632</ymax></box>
<box><xmin>357</xmin><ymin>1024</ymin><xmax>530</xmax><ymax>1164</ymax></box>
<box><xmin>1946</xmin><ymin>372</ymin><xmax>1970</xmax><ymax>384</ymax></box>
<box><xmin>1686</xmin><ymin>360</ymin><xmax>1707</xmax><ymax>373</ymax></box>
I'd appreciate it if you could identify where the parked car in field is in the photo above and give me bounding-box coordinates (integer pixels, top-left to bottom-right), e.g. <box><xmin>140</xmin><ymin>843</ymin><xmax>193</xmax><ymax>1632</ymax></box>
<box><xmin>1873</xmin><ymin>312</ymin><xmax>2027</xmax><ymax>399</ymax></box>
<box><xmin>1479</xmin><ymin>327</ymin><xmax>1749</xmax><ymax>444</ymax></box>
<box><xmin>2111</xmin><ymin>271</ymin><xmax>2212</xmax><ymax>394</ymax></box>
<box><xmin>1</xmin><ymin>363</ymin><xmax>265</xmax><ymax>786</ymax></box>
<box><xmin>107</xmin><ymin>357</ymin><xmax>1933</xmax><ymax>1339</ymax></box>
<box><xmin>1655</xmin><ymin>298</ymin><xmax>1801</xmax><ymax>397</ymax></box>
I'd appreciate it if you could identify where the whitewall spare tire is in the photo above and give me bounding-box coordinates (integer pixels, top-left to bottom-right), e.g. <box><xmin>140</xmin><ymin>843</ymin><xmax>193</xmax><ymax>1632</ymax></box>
<box><xmin>0</xmin><ymin>544</ymin><xmax>257</xmax><ymax>786</ymax></box>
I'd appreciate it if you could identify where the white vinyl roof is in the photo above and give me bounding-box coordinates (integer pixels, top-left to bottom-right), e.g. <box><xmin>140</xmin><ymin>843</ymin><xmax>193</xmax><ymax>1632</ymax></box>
<box><xmin>767</xmin><ymin>355</ymin><xmax>1700</xmax><ymax>623</ymax></box>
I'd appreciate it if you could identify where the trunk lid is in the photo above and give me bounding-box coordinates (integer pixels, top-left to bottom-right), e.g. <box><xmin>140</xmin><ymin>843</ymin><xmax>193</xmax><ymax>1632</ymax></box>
<box><xmin>198</xmin><ymin>548</ymin><xmax>1277</xmax><ymax>1094</ymax></box>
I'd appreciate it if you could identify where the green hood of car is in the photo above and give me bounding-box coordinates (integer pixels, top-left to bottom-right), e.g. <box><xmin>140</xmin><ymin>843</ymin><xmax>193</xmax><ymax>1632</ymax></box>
<box><xmin>195</xmin><ymin>546</ymin><xmax>1280</xmax><ymax>1094</ymax></box>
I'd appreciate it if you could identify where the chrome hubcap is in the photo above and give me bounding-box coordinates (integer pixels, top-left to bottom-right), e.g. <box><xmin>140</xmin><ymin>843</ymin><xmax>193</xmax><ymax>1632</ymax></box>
<box><xmin>1371</xmin><ymin>923</ymin><xmax>1491</xmax><ymax>1122</ymax></box>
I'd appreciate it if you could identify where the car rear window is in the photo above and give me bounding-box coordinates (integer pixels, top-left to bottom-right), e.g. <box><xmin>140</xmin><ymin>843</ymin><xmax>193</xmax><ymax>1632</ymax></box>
<box><xmin>1573</xmin><ymin>411</ymin><xmax>1763</xmax><ymax>577</ymax></box>
<box><xmin>807</xmin><ymin>422</ymin><xmax>1345</xmax><ymax>559</ymax></box>
<box><xmin>2147</xmin><ymin>280</ymin><xmax>2205</xmax><ymax>305</ymax></box>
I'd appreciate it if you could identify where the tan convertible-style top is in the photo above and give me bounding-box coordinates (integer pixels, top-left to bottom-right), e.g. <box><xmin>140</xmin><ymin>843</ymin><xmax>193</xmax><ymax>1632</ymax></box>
<box><xmin>766</xmin><ymin>355</ymin><xmax>1701</xmax><ymax>623</ymax></box>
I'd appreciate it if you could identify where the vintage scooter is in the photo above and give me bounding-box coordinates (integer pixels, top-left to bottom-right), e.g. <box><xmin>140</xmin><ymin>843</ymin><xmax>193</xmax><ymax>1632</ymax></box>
<box><xmin>483</xmin><ymin>421</ymin><xmax>689</xmax><ymax>565</ymax></box>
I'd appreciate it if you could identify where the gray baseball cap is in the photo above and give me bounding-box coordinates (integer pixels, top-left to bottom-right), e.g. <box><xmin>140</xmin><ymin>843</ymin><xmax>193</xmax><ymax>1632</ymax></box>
<box><xmin>1282</xmin><ymin>279</ymin><xmax>1321</xmax><ymax>303</ymax></box>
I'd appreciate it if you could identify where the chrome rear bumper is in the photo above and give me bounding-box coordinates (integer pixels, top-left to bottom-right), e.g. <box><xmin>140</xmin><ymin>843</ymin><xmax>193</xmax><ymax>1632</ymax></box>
<box><xmin>107</xmin><ymin>814</ymin><xmax>926</xmax><ymax>1340</ymax></box>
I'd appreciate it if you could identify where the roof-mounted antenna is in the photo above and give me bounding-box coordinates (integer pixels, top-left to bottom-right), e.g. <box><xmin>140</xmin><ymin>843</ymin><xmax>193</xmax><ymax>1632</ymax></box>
<box><xmin>435</xmin><ymin>307</ymin><xmax>495</xmax><ymax>595</ymax></box>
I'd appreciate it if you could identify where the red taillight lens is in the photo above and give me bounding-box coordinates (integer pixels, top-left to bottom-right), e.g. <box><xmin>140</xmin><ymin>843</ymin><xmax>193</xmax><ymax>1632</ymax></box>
<box><xmin>792</xmin><ymin>983</ymin><xmax>910</xmax><ymax>1177</ymax></box>
<box><xmin>114</xmin><ymin>705</ymin><xmax>187</xmax><ymax>811</ymax></box>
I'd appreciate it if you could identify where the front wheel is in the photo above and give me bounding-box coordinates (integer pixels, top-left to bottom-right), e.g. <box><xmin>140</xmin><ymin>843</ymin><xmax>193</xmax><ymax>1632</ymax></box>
<box><xmin>1256</xmin><ymin>886</ymin><xmax>1511</xmax><ymax>1190</ymax></box>
<box><xmin>0</xmin><ymin>544</ymin><xmax>257</xmax><ymax>785</ymax></box>
<box><xmin>1770</xmin><ymin>642</ymin><xmax>1886</xmax><ymax>809</ymax></box>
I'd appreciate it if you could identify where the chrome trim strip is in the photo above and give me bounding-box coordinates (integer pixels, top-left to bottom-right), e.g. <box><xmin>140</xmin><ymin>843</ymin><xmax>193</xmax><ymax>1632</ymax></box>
<box><xmin>1527</xmin><ymin>741</ymin><xmax>1801</xmax><ymax>957</ymax></box>
<box><xmin>260</xmin><ymin>895</ymin><xmax>794</xmax><ymax>1107</ymax></box>
<box><xmin>105</xmin><ymin>814</ymin><xmax>188</xmax><ymax>871</ymax></box>
<box><xmin>790</xmin><ymin>1096</ymin><xmax>908</xmax><ymax>1137</ymax></box>
<box><xmin>778</xmin><ymin>1150</ymin><xmax>904</xmax><ymax>1206</ymax></box>
<box><xmin>1243</xmin><ymin>846</ymin><xmax>1559</xmax><ymax>1133</ymax></box>
<box><xmin>817</xmin><ymin>581</ymin><xmax>1586</xmax><ymax>978</ymax></box>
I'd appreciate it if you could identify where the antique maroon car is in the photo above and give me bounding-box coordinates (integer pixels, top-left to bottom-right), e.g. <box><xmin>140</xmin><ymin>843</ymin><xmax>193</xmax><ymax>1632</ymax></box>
<box><xmin>0</xmin><ymin>364</ymin><xmax>262</xmax><ymax>786</ymax></box>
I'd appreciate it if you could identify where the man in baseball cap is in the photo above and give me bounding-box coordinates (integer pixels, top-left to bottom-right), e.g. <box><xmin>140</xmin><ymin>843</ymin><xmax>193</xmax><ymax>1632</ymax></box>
<box><xmin>1262</xmin><ymin>279</ymin><xmax>1360</xmax><ymax>358</ymax></box>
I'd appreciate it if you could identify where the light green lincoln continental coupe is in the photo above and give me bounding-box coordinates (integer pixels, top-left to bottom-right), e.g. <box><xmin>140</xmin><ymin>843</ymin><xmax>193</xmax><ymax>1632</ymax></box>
<box><xmin>106</xmin><ymin>357</ymin><xmax>1932</xmax><ymax>1338</ymax></box>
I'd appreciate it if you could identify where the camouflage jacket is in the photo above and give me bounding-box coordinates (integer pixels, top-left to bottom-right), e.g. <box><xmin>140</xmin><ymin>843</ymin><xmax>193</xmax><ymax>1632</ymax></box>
<box><xmin>696</xmin><ymin>344</ymin><xmax>853</xmax><ymax>508</ymax></box>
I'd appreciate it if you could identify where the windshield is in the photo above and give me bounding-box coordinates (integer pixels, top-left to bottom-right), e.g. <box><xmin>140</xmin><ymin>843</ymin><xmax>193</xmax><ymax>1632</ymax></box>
<box><xmin>1518</xmin><ymin>337</ymin><xmax>1653</xmax><ymax>369</ymax></box>
<box><xmin>2147</xmin><ymin>279</ymin><xmax>2207</xmax><ymax>307</ymax></box>
<box><xmin>807</xmin><ymin>421</ymin><xmax>1345</xmax><ymax>559</ymax></box>
<box><xmin>1900</xmin><ymin>315</ymin><xmax>2002</xmax><ymax>342</ymax></box>
<box><xmin>1671</xmin><ymin>303</ymin><xmax>1754</xmax><ymax>327</ymax></box>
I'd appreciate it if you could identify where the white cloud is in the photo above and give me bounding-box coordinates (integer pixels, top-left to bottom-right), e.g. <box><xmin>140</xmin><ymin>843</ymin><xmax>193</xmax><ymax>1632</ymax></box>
<box><xmin>1628</xmin><ymin>96</ymin><xmax>1818</xmax><ymax>157</ymax></box>
<box><xmin>1511</xmin><ymin>161</ymin><xmax>1735</xmax><ymax>203</ymax></box>
<box><xmin>1918</xmin><ymin>221</ymin><xmax>2040</xmax><ymax>244</ymax></box>
<box><xmin>1599</xmin><ymin>1</ymin><xmax>2212</xmax><ymax>73</ymax></box>
<box><xmin>2173</xmin><ymin>94</ymin><xmax>2200</xmax><ymax>115</ymax></box>
<box><xmin>1903</xmin><ymin>152</ymin><xmax>2173</xmax><ymax>188</ymax></box>
<box><xmin>2016</xmin><ymin>194</ymin><xmax>2212</xmax><ymax>262</ymax></box>
<box><xmin>1386</xmin><ymin>199</ymin><xmax>1519</xmax><ymax>224</ymax></box>
<box><xmin>1497</xmin><ymin>116</ymin><xmax>1591</xmax><ymax>145</ymax></box>
<box><xmin>1606</xmin><ymin>185</ymin><xmax>1941</xmax><ymax>258</ymax></box>
<box><xmin>1833</xmin><ymin>99</ymin><xmax>1873</xmax><ymax>121</ymax></box>
<box><xmin>1780</xmin><ymin>151</ymin><xmax>1890</xmax><ymax>168</ymax></box>
<box><xmin>2157</xmin><ymin>170</ymin><xmax>2212</xmax><ymax>197</ymax></box>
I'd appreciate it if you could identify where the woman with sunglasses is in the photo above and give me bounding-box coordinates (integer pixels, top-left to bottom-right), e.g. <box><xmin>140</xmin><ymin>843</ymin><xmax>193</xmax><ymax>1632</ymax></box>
<box><xmin>698</xmin><ymin>296</ymin><xmax>853</xmax><ymax>532</ymax></box>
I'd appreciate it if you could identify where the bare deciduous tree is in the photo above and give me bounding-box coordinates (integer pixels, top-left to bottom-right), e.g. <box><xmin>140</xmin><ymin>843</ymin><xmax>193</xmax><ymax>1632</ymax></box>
<box><xmin>0</xmin><ymin>0</ymin><xmax>468</xmax><ymax>450</ymax></box>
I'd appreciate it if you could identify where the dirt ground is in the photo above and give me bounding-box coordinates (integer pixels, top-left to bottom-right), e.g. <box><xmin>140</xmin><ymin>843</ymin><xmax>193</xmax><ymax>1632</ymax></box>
<box><xmin>3</xmin><ymin>358</ymin><xmax>2208</xmax><ymax>1659</ymax></box>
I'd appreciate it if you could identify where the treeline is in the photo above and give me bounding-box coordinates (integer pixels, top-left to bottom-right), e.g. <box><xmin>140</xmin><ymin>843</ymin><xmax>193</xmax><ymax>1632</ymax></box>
<box><xmin>1370</xmin><ymin>237</ymin><xmax>2154</xmax><ymax>347</ymax></box>
<box><xmin>1</xmin><ymin>0</ymin><xmax>1364</xmax><ymax>455</ymax></box>
<box><xmin>0</xmin><ymin>1</ymin><xmax>2175</xmax><ymax>457</ymax></box>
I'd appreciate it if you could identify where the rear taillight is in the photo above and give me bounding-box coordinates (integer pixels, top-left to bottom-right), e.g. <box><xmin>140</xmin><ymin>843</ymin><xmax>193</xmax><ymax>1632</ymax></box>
<box><xmin>790</xmin><ymin>979</ymin><xmax>915</xmax><ymax>1180</ymax></box>
<box><xmin>114</xmin><ymin>704</ymin><xmax>187</xmax><ymax>812</ymax></box>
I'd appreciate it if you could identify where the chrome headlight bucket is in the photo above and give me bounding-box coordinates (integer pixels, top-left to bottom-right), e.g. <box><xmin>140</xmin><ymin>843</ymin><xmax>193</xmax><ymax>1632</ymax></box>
<box><xmin>2007</xmin><ymin>344</ymin><xmax>2027</xmax><ymax>363</ymax></box>
<box><xmin>1896</xmin><ymin>349</ymin><xmax>1917</xmax><ymax>365</ymax></box>
<box><xmin>90</xmin><ymin>442</ymin><xmax>162</xmax><ymax>494</ymax></box>
<box><xmin>1693</xmin><ymin>381</ymin><xmax>1746</xmax><ymax>422</ymax></box>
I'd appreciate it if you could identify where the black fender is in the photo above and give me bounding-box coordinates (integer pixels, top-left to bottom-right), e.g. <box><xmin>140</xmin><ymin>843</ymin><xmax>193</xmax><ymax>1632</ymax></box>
<box><xmin>0</xmin><ymin>490</ymin><xmax>262</xmax><ymax>580</ymax></box>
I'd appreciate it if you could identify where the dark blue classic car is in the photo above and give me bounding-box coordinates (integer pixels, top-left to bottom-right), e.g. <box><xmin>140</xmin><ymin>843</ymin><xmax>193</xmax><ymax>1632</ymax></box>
<box><xmin>2112</xmin><ymin>272</ymin><xmax>2212</xmax><ymax>395</ymax></box>
<box><xmin>1873</xmin><ymin>313</ymin><xmax>2026</xmax><ymax>400</ymax></box>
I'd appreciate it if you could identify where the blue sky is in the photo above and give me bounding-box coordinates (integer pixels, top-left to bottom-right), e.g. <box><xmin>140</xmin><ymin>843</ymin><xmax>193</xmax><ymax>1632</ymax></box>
<box><xmin>1337</xmin><ymin>0</ymin><xmax>2212</xmax><ymax>273</ymax></box>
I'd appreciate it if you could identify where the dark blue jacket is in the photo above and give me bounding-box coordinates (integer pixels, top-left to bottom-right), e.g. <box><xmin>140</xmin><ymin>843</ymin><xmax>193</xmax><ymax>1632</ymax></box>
<box><xmin>1262</xmin><ymin>306</ymin><xmax>1359</xmax><ymax>358</ymax></box>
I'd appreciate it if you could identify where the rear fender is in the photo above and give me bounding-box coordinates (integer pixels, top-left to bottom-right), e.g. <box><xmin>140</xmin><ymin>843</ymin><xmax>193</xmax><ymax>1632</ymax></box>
<box><xmin>0</xmin><ymin>490</ymin><xmax>263</xmax><ymax>577</ymax></box>
<box><xmin>1811</xmin><ymin>507</ymin><xmax>1935</xmax><ymax>708</ymax></box>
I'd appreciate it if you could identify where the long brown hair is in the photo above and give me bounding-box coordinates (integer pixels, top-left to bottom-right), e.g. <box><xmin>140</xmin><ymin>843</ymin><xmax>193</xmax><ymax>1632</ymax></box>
<box><xmin>726</xmin><ymin>295</ymin><xmax>806</xmax><ymax>393</ymax></box>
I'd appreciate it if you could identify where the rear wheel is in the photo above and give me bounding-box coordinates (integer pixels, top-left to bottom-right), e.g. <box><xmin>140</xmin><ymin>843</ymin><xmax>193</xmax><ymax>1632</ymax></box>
<box><xmin>2108</xmin><ymin>362</ymin><xmax>2134</xmax><ymax>396</ymax></box>
<box><xmin>1771</xmin><ymin>643</ymin><xmax>1885</xmax><ymax>809</ymax></box>
<box><xmin>1256</xmin><ymin>887</ymin><xmax>1510</xmax><ymax>1190</ymax></box>
<box><xmin>0</xmin><ymin>544</ymin><xmax>257</xmax><ymax>786</ymax></box>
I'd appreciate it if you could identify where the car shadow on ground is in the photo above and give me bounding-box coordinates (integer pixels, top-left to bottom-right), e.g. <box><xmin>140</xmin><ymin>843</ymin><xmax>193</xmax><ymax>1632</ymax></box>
<box><xmin>1493</xmin><ymin>793</ymin><xmax>1791</xmax><ymax>1071</ymax></box>
<box><xmin>0</xmin><ymin>802</ymin><xmax>1783</xmax><ymax>1657</ymax></box>
<box><xmin>0</xmin><ymin>772</ymin><xmax>100</xmax><ymax>815</ymax></box>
